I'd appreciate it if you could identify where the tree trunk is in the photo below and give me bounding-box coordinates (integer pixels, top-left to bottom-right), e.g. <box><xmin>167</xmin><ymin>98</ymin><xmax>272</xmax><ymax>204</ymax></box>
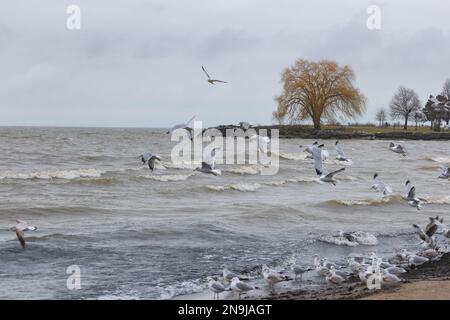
<box><xmin>313</xmin><ymin>118</ymin><xmax>321</xmax><ymax>130</ymax></box>
<box><xmin>403</xmin><ymin>116</ymin><xmax>408</xmax><ymax>130</ymax></box>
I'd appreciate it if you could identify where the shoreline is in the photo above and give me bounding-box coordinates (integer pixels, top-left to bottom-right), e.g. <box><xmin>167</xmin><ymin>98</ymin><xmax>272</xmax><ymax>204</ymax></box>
<box><xmin>256</xmin><ymin>125</ymin><xmax>450</xmax><ymax>140</ymax></box>
<box><xmin>172</xmin><ymin>253</ymin><xmax>450</xmax><ymax>300</ymax></box>
<box><xmin>211</xmin><ymin>125</ymin><xmax>450</xmax><ymax>140</ymax></box>
<box><xmin>267</xmin><ymin>252</ymin><xmax>450</xmax><ymax>300</ymax></box>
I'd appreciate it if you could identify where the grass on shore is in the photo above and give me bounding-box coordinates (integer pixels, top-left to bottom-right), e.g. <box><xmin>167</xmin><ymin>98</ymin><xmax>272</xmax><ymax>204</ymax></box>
<box><xmin>311</xmin><ymin>124</ymin><xmax>447</xmax><ymax>134</ymax></box>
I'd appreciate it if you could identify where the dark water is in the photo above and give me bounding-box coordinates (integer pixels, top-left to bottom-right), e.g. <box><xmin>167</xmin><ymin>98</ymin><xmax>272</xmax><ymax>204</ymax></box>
<box><xmin>0</xmin><ymin>127</ymin><xmax>449</xmax><ymax>299</ymax></box>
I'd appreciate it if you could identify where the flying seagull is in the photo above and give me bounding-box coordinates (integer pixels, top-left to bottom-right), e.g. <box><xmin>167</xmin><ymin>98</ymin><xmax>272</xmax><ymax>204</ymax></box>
<box><xmin>389</xmin><ymin>142</ymin><xmax>406</xmax><ymax>156</ymax></box>
<box><xmin>207</xmin><ymin>276</ymin><xmax>229</xmax><ymax>300</ymax></box>
<box><xmin>250</xmin><ymin>134</ymin><xmax>270</xmax><ymax>154</ymax></box>
<box><xmin>230</xmin><ymin>277</ymin><xmax>255</xmax><ymax>300</ymax></box>
<box><xmin>195</xmin><ymin>148</ymin><xmax>221</xmax><ymax>176</ymax></box>
<box><xmin>438</xmin><ymin>167</ymin><xmax>450</xmax><ymax>179</ymax></box>
<box><xmin>371</xmin><ymin>173</ymin><xmax>392</xmax><ymax>195</ymax></box>
<box><xmin>167</xmin><ymin>116</ymin><xmax>196</xmax><ymax>140</ymax></box>
<box><xmin>140</xmin><ymin>152</ymin><xmax>161</xmax><ymax>172</ymax></box>
<box><xmin>10</xmin><ymin>220</ymin><xmax>37</xmax><ymax>248</ymax></box>
<box><xmin>335</xmin><ymin>141</ymin><xmax>351</xmax><ymax>162</ymax></box>
<box><xmin>312</xmin><ymin>144</ymin><xmax>345</xmax><ymax>186</ymax></box>
<box><xmin>202</xmin><ymin>66</ymin><xmax>227</xmax><ymax>85</ymax></box>
<box><xmin>404</xmin><ymin>180</ymin><xmax>424</xmax><ymax>210</ymax></box>
<box><xmin>299</xmin><ymin>141</ymin><xmax>318</xmax><ymax>155</ymax></box>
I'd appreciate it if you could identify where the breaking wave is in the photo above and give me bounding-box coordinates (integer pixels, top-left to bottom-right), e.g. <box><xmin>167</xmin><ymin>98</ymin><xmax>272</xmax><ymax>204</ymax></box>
<box><xmin>139</xmin><ymin>174</ymin><xmax>193</xmax><ymax>182</ymax></box>
<box><xmin>206</xmin><ymin>183</ymin><xmax>262</xmax><ymax>192</ymax></box>
<box><xmin>0</xmin><ymin>168</ymin><xmax>105</xmax><ymax>180</ymax></box>
<box><xmin>320</xmin><ymin>231</ymin><xmax>379</xmax><ymax>247</ymax></box>
<box><xmin>425</xmin><ymin>156</ymin><xmax>450</xmax><ymax>164</ymax></box>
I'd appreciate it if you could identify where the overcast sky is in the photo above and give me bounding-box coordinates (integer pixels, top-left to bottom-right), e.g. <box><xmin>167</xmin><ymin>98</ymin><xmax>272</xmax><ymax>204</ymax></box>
<box><xmin>0</xmin><ymin>0</ymin><xmax>449</xmax><ymax>127</ymax></box>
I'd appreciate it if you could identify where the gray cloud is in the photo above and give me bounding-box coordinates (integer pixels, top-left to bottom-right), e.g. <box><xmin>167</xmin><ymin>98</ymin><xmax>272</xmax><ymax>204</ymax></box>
<box><xmin>0</xmin><ymin>0</ymin><xmax>449</xmax><ymax>127</ymax></box>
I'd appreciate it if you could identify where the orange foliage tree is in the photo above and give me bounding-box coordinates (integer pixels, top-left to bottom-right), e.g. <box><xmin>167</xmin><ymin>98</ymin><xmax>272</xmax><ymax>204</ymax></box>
<box><xmin>274</xmin><ymin>59</ymin><xmax>366</xmax><ymax>129</ymax></box>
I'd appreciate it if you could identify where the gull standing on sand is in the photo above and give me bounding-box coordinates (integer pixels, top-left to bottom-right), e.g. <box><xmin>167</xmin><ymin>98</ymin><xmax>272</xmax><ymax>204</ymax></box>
<box><xmin>230</xmin><ymin>277</ymin><xmax>255</xmax><ymax>300</ymax></box>
<box><xmin>195</xmin><ymin>148</ymin><xmax>221</xmax><ymax>176</ymax></box>
<box><xmin>261</xmin><ymin>265</ymin><xmax>289</xmax><ymax>293</ymax></box>
<box><xmin>222</xmin><ymin>266</ymin><xmax>244</xmax><ymax>284</ymax></box>
<box><xmin>404</xmin><ymin>180</ymin><xmax>424</xmax><ymax>210</ymax></box>
<box><xmin>202</xmin><ymin>66</ymin><xmax>227</xmax><ymax>85</ymax></box>
<box><xmin>335</xmin><ymin>141</ymin><xmax>351</xmax><ymax>163</ymax></box>
<box><xmin>324</xmin><ymin>267</ymin><xmax>345</xmax><ymax>288</ymax></box>
<box><xmin>371</xmin><ymin>173</ymin><xmax>392</xmax><ymax>195</ymax></box>
<box><xmin>140</xmin><ymin>152</ymin><xmax>161</xmax><ymax>172</ymax></box>
<box><xmin>389</xmin><ymin>142</ymin><xmax>407</xmax><ymax>156</ymax></box>
<box><xmin>207</xmin><ymin>277</ymin><xmax>229</xmax><ymax>300</ymax></box>
<box><xmin>292</xmin><ymin>265</ymin><xmax>313</xmax><ymax>281</ymax></box>
<box><xmin>10</xmin><ymin>220</ymin><xmax>37</xmax><ymax>248</ymax></box>
<box><xmin>312</xmin><ymin>144</ymin><xmax>345</xmax><ymax>186</ymax></box>
<box><xmin>438</xmin><ymin>167</ymin><xmax>450</xmax><ymax>179</ymax></box>
<box><xmin>406</xmin><ymin>254</ymin><xmax>429</xmax><ymax>267</ymax></box>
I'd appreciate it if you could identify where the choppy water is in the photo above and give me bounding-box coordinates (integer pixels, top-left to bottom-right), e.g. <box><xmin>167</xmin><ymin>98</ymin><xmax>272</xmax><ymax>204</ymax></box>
<box><xmin>0</xmin><ymin>127</ymin><xmax>449</xmax><ymax>299</ymax></box>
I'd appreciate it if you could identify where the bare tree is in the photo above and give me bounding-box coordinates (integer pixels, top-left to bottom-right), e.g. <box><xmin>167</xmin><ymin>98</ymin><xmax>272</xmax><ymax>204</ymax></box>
<box><xmin>375</xmin><ymin>108</ymin><xmax>387</xmax><ymax>127</ymax></box>
<box><xmin>442</xmin><ymin>78</ymin><xmax>450</xmax><ymax>98</ymax></box>
<box><xmin>389</xmin><ymin>86</ymin><xmax>421</xmax><ymax>130</ymax></box>
<box><xmin>413</xmin><ymin>111</ymin><xmax>424</xmax><ymax>130</ymax></box>
<box><xmin>274</xmin><ymin>59</ymin><xmax>366</xmax><ymax>129</ymax></box>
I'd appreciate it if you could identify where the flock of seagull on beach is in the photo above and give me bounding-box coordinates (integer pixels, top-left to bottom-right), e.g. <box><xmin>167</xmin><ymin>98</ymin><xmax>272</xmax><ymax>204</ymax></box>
<box><xmin>5</xmin><ymin>66</ymin><xmax>450</xmax><ymax>300</ymax></box>
<box><xmin>206</xmin><ymin>213</ymin><xmax>450</xmax><ymax>300</ymax></box>
<box><xmin>197</xmin><ymin>139</ymin><xmax>449</xmax><ymax>299</ymax></box>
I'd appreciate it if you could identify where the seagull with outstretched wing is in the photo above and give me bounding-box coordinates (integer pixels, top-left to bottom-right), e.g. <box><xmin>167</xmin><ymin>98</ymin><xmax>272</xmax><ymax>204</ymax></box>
<box><xmin>195</xmin><ymin>148</ymin><xmax>221</xmax><ymax>176</ymax></box>
<box><xmin>202</xmin><ymin>66</ymin><xmax>227</xmax><ymax>85</ymax></box>
<box><xmin>140</xmin><ymin>151</ymin><xmax>162</xmax><ymax>172</ymax></box>
<box><xmin>312</xmin><ymin>144</ymin><xmax>345</xmax><ymax>186</ymax></box>
<box><xmin>371</xmin><ymin>173</ymin><xmax>392</xmax><ymax>195</ymax></box>
<box><xmin>10</xmin><ymin>220</ymin><xmax>37</xmax><ymax>248</ymax></box>
<box><xmin>404</xmin><ymin>180</ymin><xmax>424</xmax><ymax>210</ymax></box>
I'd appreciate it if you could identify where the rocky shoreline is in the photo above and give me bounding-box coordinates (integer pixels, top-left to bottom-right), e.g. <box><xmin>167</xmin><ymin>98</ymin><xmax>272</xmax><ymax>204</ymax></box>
<box><xmin>209</xmin><ymin>124</ymin><xmax>450</xmax><ymax>140</ymax></box>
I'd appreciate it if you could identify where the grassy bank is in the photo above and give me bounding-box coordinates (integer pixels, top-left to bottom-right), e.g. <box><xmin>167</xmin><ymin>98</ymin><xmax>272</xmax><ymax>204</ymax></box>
<box><xmin>253</xmin><ymin>124</ymin><xmax>450</xmax><ymax>140</ymax></box>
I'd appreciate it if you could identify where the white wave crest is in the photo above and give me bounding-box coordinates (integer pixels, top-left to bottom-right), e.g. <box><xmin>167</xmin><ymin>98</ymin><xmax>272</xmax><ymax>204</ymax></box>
<box><xmin>321</xmin><ymin>231</ymin><xmax>378</xmax><ymax>247</ymax></box>
<box><xmin>207</xmin><ymin>183</ymin><xmax>262</xmax><ymax>192</ymax></box>
<box><xmin>141</xmin><ymin>174</ymin><xmax>193</xmax><ymax>182</ymax></box>
<box><xmin>424</xmin><ymin>195</ymin><xmax>450</xmax><ymax>205</ymax></box>
<box><xmin>163</xmin><ymin>161</ymin><xmax>197</xmax><ymax>170</ymax></box>
<box><xmin>427</xmin><ymin>156</ymin><xmax>450</xmax><ymax>164</ymax></box>
<box><xmin>223</xmin><ymin>165</ymin><xmax>264</xmax><ymax>175</ymax></box>
<box><xmin>278</xmin><ymin>152</ymin><xmax>308</xmax><ymax>160</ymax></box>
<box><xmin>0</xmin><ymin>168</ymin><xmax>105</xmax><ymax>180</ymax></box>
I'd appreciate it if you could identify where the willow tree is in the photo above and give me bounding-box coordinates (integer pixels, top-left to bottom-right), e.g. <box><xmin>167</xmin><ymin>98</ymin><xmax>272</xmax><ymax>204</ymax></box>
<box><xmin>274</xmin><ymin>59</ymin><xmax>366</xmax><ymax>129</ymax></box>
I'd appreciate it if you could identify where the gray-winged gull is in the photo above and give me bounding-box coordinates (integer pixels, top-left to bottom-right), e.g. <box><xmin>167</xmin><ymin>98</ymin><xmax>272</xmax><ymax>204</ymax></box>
<box><xmin>140</xmin><ymin>151</ymin><xmax>162</xmax><ymax>172</ymax></box>
<box><xmin>389</xmin><ymin>142</ymin><xmax>407</xmax><ymax>156</ymax></box>
<box><xmin>207</xmin><ymin>276</ymin><xmax>229</xmax><ymax>300</ymax></box>
<box><xmin>230</xmin><ymin>277</ymin><xmax>255</xmax><ymax>300</ymax></box>
<box><xmin>312</xmin><ymin>144</ymin><xmax>345</xmax><ymax>185</ymax></box>
<box><xmin>202</xmin><ymin>66</ymin><xmax>227</xmax><ymax>85</ymax></box>
<box><xmin>371</xmin><ymin>173</ymin><xmax>392</xmax><ymax>195</ymax></box>
<box><xmin>261</xmin><ymin>264</ymin><xmax>289</xmax><ymax>293</ymax></box>
<box><xmin>404</xmin><ymin>180</ymin><xmax>424</xmax><ymax>210</ymax></box>
<box><xmin>10</xmin><ymin>220</ymin><xmax>37</xmax><ymax>248</ymax></box>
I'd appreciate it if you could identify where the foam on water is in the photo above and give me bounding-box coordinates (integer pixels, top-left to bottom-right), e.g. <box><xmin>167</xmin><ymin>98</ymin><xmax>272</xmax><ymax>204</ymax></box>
<box><xmin>141</xmin><ymin>174</ymin><xmax>193</xmax><ymax>182</ymax></box>
<box><xmin>0</xmin><ymin>168</ymin><xmax>105</xmax><ymax>180</ymax></box>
